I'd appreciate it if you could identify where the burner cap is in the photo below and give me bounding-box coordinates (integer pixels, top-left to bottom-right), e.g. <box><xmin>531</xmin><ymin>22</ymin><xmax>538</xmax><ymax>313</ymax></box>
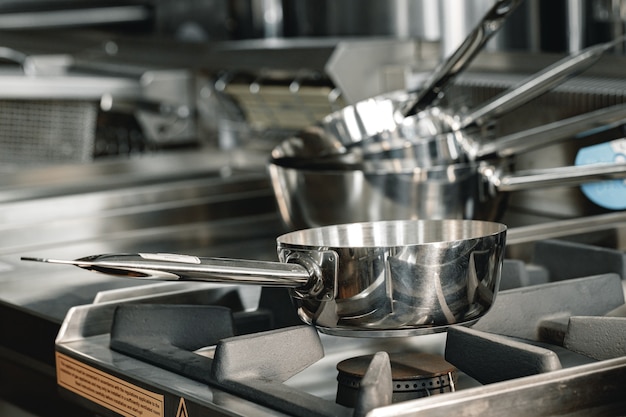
<box><xmin>336</xmin><ymin>352</ymin><xmax>457</xmax><ymax>407</ymax></box>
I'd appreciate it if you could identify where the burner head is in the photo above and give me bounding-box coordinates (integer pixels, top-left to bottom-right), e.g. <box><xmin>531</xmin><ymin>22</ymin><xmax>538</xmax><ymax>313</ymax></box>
<box><xmin>336</xmin><ymin>352</ymin><xmax>457</xmax><ymax>407</ymax></box>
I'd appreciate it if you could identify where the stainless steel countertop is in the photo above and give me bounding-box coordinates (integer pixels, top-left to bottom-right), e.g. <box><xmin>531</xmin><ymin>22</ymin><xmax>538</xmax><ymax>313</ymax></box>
<box><xmin>0</xmin><ymin>149</ymin><xmax>285</xmax><ymax>322</ymax></box>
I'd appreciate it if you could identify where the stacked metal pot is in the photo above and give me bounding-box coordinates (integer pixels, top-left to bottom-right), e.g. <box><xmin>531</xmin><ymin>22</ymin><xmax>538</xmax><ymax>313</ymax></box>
<box><xmin>268</xmin><ymin>0</ymin><xmax>626</xmax><ymax>230</ymax></box>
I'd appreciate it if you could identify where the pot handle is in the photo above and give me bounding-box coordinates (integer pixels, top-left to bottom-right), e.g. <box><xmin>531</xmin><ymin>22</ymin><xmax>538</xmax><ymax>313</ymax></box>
<box><xmin>459</xmin><ymin>35</ymin><xmax>626</xmax><ymax>130</ymax></box>
<box><xmin>20</xmin><ymin>252</ymin><xmax>336</xmax><ymax>300</ymax></box>
<box><xmin>484</xmin><ymin>161</ymin><xmax>626</xmax><ymax>194</ymax></box>
<box><xmin>471</xmin><ymin>103</ymin><xmax>626</xmax><ymax>159</ymax></box>
<box><xmin>402</xmin><ymin>0</ymin><xmax>523</xmax><ymax>116</ymax></box>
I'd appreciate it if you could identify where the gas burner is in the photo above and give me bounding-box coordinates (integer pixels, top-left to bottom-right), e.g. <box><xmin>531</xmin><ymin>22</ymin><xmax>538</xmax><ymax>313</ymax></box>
<box><xmin>52</xmin><ymin>239</ymin><xmax>626</xmax><ymax>416</ymax></box>
<box><xmin>336</xmin><ymin>352</ymin><xmax>457</xmax><ymax>407</ymax></box>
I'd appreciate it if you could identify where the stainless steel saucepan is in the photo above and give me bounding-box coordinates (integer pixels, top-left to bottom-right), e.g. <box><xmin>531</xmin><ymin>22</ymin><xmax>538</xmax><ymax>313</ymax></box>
<box><xmin>277</xmin><ymin>0</ymin><xmax>522</xmax><ymax>161</ymax></box>
<box><xmin>289</xmin><ymin>35</ymin><xmax>625</xmax><ymax>163</ymax></box>
<box><xmin>21</xmin><ymin>219</ymin><xmax>507</xmax><ymax>338</ymax></box>
<box><xmin>268</xmin><ymin>156</ymin><xmax>626</xmax><ymax>229</ymax></box>
<box><xmin>272</xmin><ymin>103</ymin><xmax>626</xmax><ymax>169</ymax></box>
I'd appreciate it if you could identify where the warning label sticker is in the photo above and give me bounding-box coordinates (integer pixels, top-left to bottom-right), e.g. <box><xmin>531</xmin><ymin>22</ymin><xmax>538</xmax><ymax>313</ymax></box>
<box><xmin>56</xmin><ymin>352</ymin><xmax>164</xmax><ymax>417</ymax></box>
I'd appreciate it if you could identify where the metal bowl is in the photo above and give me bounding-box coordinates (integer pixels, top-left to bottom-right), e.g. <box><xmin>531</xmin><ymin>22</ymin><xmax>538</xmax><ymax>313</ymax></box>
<box><xmin>268</xmin><ymin>159</ymin><xmax>507</xmax><ymax>230</ymax></box>
<box><xmin>277</xmin><ymin>219</ymin><xmax>507</xmax><ymax>337</ymax></box>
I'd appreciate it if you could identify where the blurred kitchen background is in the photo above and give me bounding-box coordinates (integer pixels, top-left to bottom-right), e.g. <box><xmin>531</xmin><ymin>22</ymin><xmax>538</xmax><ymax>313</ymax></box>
<box><xmin>2</xmin><ymin>1</ymin><xmax>626</xmax><ymax>416</ymax></box>
<box><xmin>0</xmin><ymin>0</ymin><xmax>623</xmax><ymax>165</ymax></box>
<box><xmin>1</xmin><ymin>0</ymin><xmax>625</xmax><ymax>214</ymax></box>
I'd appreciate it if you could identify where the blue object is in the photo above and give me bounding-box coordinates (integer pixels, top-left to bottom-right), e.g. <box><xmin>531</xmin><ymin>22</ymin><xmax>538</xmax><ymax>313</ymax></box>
<box><xmin>575</xmin><ymin>139</ymin><xmax>626</xmax><ymax>210</ymax></box>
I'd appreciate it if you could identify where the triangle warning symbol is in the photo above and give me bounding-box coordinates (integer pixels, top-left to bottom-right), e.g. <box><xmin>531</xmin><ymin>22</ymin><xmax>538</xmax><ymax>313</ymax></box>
<box><xmin>176</xmin><ymin>397</ymin><xmax>189</xmax><ymax>417</ymax></box>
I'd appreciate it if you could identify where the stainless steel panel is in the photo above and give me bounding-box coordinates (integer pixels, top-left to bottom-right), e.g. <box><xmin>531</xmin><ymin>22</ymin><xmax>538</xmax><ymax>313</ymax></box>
<box><xmin>0</xmin><ymin>149</ymin><xmax>283</xmax><ymax>323</ymax></box>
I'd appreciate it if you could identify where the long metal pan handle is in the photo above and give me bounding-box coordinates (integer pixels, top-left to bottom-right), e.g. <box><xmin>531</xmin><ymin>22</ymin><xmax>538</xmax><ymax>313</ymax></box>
<box><xmin>459</xmin><ymin>35</ymin><xmax>626</xmax><ymax>130</ymax></box>
<box><xmin>20</xmin><ymin>253</ymin><xmax>312</xmax><ymax>287</ymax></box>
<box><xmin>0</xmin><ymin>46</ymin><xmax>27</xmax><ymax>67</ymax></box>
<box><xmin>402</xmin><ymin>0</ymin><xmax>523</xmax><ymax>116</ymax></box>
<box><xmin>355</xmin><ymin>103</ymin><xmax>626</xmax><ymax>166</ymax></box>
<box><xmin>471</xmin><ymin>103</ymin><xmax>626</xmax><ymax>159</ymax></box>
<box><xmin>507</xmin><ymin>211</ymin><xmax>626</xmax><ymax>245</ymax></box>
<box><xmin>486</xmin><ymin>161</ymin><xmax>626</xmax><ymax>193</ymax></box>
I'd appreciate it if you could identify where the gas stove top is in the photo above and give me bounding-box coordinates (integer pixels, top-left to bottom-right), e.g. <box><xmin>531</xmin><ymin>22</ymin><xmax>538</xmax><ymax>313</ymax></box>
<box><xmin>54</xmin><ymin>239</ymin><xmax>626</xmax><ymax>417</ymax></box>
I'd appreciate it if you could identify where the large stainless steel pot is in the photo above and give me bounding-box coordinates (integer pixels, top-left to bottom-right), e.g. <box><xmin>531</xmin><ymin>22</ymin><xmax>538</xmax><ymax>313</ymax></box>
<box><xmin>268</xmin><ymin>157</ymin><xmax>626</xmax><ymax>230</ymax></box>
<box><xmin>22</xmin><ymin>219</ymin><xmax>506</xmax><ymax>338</ymax></box>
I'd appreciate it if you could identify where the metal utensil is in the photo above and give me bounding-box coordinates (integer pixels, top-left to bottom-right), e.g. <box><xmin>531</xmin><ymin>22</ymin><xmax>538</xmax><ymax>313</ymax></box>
<box><xmin>440</xmin><ymin>34</ymin><xmax>626</xmax><ymax>131</ymax></box>
<box><xmin>268</xmin><ymin>155</ymin><xmax>626</xmax><ymax>229</ymax></box>
<box><xmin>272</xmin><ymin>0</ymin><xmax>522</xmax><ymax>161</ymax></box>
<box><xmin>279</xmin><ymin>36</ymin><xmax>625</xmax><ymax>166</ymax></box>
<box><xmin>391</xmin><ymin>36</ymin><xmax>626</xmax><ymax>155</ymax></box>
<box><xmin>270</xmin><ymin>102</ymin><xmax>626</xmax><ymax>175</ymax></box>
<box><xmin>401</xmin><ymin>0</ymin><xmax>524</xmax><ymax>115</ymax></box>
<box><xmin>21</xmin><ymin>219</ymin><xmax>507</xmax><ymax>338</ymax></box>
